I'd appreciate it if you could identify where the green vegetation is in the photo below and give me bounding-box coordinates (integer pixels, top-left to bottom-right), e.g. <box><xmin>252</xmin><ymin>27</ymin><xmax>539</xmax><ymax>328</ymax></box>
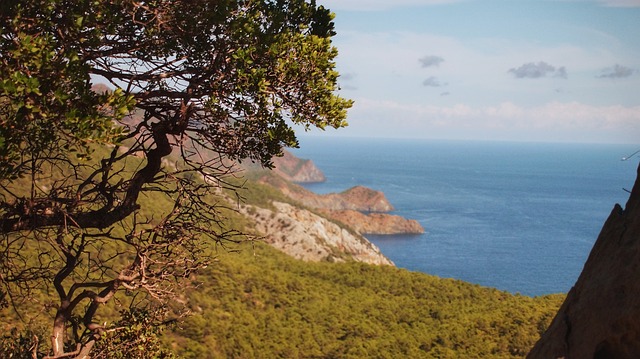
<box><xmin>232</xmin><ymin>171</ymin><xmax>296</xmax><ymax>210</ymax></box>
<box><xmin>0</xmin><ymin>169</ymin><xmax>564</xmax><ymax>358</ymax></box>
<box><xmin>165</xmin><ymin>241</ymin><xmax>563</xmax><ymax>359</ymax></box>
<box><xmin>1</xmin><ymin>0</ymin><xmax>352</xmax><ymax>357</ymax></box>
<box><xmin>0</xmin><ymin>1</ymin><xmax>564</xmax><ymax>357</ymax></box>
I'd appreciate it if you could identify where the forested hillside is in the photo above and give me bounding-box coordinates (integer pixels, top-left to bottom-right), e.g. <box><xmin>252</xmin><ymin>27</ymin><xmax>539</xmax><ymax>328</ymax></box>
<box><xmin>163</xmin><ymin>241</ymin><xmax>564</xmax><ymax>358</ymax></box>
<box><xmin>1</xmin><ymin>167</ymin><xmax>564</xmax><ymax>358</ymax></box>
<box><xmin>0</xmin><ymin>1</ymin><xmax>573</xmax><ymax>357</ymax></box>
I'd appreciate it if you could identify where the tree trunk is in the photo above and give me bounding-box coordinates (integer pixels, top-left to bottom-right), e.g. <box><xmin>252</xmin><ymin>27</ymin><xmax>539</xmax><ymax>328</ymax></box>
<box><xmin>51</xmin><ymin>309</ymin><xmax>67</xmax><ymax>358</ymax></box>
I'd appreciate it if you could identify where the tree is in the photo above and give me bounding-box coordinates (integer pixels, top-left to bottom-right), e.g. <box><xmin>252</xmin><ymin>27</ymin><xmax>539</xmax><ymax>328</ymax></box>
<box><xmin>0</xmin><ymin>0</ymin><xmax>351</xmax><ymax>357</ymax></box>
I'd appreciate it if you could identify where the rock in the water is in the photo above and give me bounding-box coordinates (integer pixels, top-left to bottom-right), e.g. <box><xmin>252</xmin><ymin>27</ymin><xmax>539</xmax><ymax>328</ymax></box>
<box><xmin>336</xmin><ymin>186</ymin><xmax>395</xmax><ymax>212</ymax></box>
<box><xmin>528</xmin><ymin>165</ymin><xmax>640</xmax><ymax>359</ymax></box>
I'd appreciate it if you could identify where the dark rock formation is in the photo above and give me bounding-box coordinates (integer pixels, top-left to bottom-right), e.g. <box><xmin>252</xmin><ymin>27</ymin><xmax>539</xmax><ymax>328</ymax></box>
<box><xmin>528</xmin><ymin>165</ymin><xmax>640</xmax><ymax>359</ymax></box>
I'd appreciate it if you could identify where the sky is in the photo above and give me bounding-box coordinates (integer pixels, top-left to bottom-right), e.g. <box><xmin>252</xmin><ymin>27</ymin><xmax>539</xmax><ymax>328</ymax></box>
<box><xmin>307</xmin><ymin>0</ymin><xmax>640</xmax><ymax>144</ymax></box>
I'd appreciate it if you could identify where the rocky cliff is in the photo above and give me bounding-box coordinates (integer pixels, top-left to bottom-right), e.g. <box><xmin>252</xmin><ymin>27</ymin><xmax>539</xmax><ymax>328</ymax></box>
<box><xmin>528</xmin><ymin>164</ymin><xmax>640</xmax><ymax>358</ymax></box>
<box><xmin>241</xmin><ymin>202</ymin><xmax>393</xmax><ymax>265</ymax></box>
<box><xmin>318</xmin><ymin>209</ymin><xmax>424</xmax><ymax>235</ymax></box>
<box><xmin>256</xmin><ymin>173</ymin><xmax>423</xmax><ymax>235</ymax></box>
<box><xmin>271</xmin><ymin>150</ymin><xmax>326</xmax><ymax>183</ymax></box>
<box><xmin>239</xmin><ymin>150</ymin><xmax>424</xmax><ymax>265</ymax></box>
<box><xmin>258</xmin><ymin>173</ymin><xmax>394</xmax><ymax>212</ymax></box>
<box><xmin>291</xmin><ymin>185</ymin><xmax>394</xmax><ymax>212</ymax></box>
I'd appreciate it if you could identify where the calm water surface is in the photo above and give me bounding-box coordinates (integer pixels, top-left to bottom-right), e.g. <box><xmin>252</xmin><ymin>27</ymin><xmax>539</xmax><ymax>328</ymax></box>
<box><xmin>292</xmin><ymin>136</ymin><xmax>638</xmax><ymax>296</ymax></box>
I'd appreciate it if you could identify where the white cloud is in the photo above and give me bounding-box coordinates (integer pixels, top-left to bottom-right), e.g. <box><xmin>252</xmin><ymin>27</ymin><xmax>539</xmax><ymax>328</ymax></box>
<box><xmin>560</xmin><ymin>0</ymin><xmax>640</xmax><ymax>7</ymax></box>
<box><xmin>322</xmin><ymin>6</ymin><xmax>640</xmax><ymax>143</ymax></box>
<box><xmin>341</xmin><ymin>98</ymin><xmax>640</xmax><ymax>143</ymax></box>
<box><xmin>320</xmin><ymin>0</ymin><xmax>640</xmax><ymax>11</ymax></box>
<box><xmin>333</xmin><ymin>29</ymin><xmax>640</xmax><ymax>108</ymax></box>
<box><xmin>336</xmin><ymin>35</ymin><xmax>539</xmax><ymax>104</ymax></box>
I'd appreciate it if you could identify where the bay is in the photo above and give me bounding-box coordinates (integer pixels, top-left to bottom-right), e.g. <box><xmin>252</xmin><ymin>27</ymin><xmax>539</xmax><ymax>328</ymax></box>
<box><xmin>291</xmin><ymin>136</ymin><xmax>638</xmax><ymax>296</ymax></box>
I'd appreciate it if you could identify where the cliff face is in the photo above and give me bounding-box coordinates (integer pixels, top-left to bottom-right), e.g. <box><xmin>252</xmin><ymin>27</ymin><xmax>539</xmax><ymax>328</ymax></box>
<box><xmin>258</xmin><ymin>174</ymin><xmax>394</xmax><ymax>212</ymax></box>
<box><xmin>271</xmin><ymin>150</ymin><xmax>326</xmax><ymax>183</ymax></box>
<box><xmin>319</xmin><ymin>209</ymin><xmax>424</xmax><ymax>235</ymax></box>
<box><xmin>241</xmin><ymin>202</ymin><xmax>393</xmax><ymax>265</ymax></box>
<box><xmin>256</xmin><ymin>173</ymin><xmax>423</xmax><ymax>234</ymax></box>
<box><xmin>528</xmin><ymin>165</ymin><xmax>640</xmax><ymax>358</ymax></box>
<box><xmin>296</xmin><ymin>185</ymin><xmax>395</xmax><ymax>212</ymax></box>
<box><xmin>238</xmin><ymin>150</ymin><xmax>424</xmax><ymax>265</ymax></box>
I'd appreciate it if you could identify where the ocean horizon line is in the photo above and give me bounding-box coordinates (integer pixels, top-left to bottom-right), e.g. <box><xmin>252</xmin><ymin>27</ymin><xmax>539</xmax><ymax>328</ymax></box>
<box><xmin>295</xmin><ymin>133</ymin><xmax>640</xmax><ymax>147</ymax></box>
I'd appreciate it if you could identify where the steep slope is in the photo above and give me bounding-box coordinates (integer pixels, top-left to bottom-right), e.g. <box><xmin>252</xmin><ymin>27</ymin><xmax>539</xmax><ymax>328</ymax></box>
<box><xmin>236</xmin><ymin>178</ymin><xmax>393</xmax><ymax>265</ymax></box>
<box><xmin>0</xmin><ymin>140</ymin><xmax>567</xmax><ymax>358</ymax></box>
<box><xmin>241</xmin><ymin>201</ymin><xmax>393</xmax><ymax>265</ymax></box>
<box><xmin>318</xmin><ymin>209</ymin><xmax>424</xmax><ymax>235</ymax></box>
<box><xmin>528</xmin><ymin>165</ymin><xmax>640</xmax><ymax>358</ymax></box>
<box><xmin>271</xmin><ymin>150</ymin><xmax>326</xmax><ymax>183</ymax></box>
<box><xmin>252</xmin><ymin>171</ymin><xmax>424</xmax><ymax>234</ymax></box>
<box><xmin>166</xmin><ymin>242</ymin><xmax>565</xmax><ymax>359</ymax></box>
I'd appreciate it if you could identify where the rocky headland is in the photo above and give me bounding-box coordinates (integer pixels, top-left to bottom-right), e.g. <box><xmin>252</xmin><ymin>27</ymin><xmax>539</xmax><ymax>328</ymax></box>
<box><xmin>238</xmin><ymin>150</ymin><xmax>424</xmax><ymax>264</ymax></box>
<box><xmin>257</xmin><ymin>172</ymin><xmax>393</xmax><ymax>212</ymax></box>
<box><xmin>318</xmin><ymin>209</ymin><xmax>424</xmax><ymax>235</ymax></box>
<box><xmin>255</xmin><ymin>169</ymin><xmax>423</xmax><ymax>235</ymax></box>
<box><xmin>271</xmin><ymin>150</ymin><xmax>326</xmax><ymax>183</ymax></box>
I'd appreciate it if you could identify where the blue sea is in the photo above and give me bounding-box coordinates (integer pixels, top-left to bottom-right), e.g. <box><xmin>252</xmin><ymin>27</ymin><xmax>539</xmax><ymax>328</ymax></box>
<box><xmin>291</xmin><ymin>136</ymin><xmax>638</xmax><ymax>297</ymax></box>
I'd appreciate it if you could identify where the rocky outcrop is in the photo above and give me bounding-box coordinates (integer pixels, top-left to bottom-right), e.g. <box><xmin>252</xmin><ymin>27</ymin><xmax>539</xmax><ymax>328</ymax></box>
<box><xmin>330</xmin><ymin>186</ymin><xmax>394</xmax><ymax>212</ymax></box>
<box><xmin>319</xmin><ymin>209</ymin><xmax>424</xmax><ymax>235</ymax></box>
<box><xmin>272</xmin><ymin>150</ymin><xmax>326</xmax><ymax>183</ymax></box>
<box><xmin>241</xmin><ymin>202</ymin><xmax>393</xmax><ymax>266</ymax></box>
<box><xmin>258</xmin><ymin>174</ymin><xmax>394</xmax><ymax>212</ymax></box>
<box><xmin>297</xmin><ymin>185</ymin><xmax>393</xmax><ymax>212</ymax></box>
<box><xmin>528</xmin><ymin>165</ymin><xmax>640</xmax><ymax>358</ymax></box>
<box><xmin>256</xmin><ymin>174</ymin><xmax>424</xmax><ymax>234</ymax></box>
<box><xmin>241</xmin><ymin>149</ymin><xmax>424</xmax><ymax>261</ymax></box>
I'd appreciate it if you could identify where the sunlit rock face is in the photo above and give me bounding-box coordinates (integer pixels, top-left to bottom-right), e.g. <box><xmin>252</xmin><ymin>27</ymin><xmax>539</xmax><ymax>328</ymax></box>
<box><xmin>259</xmin><ymin>174</ymin><xmax>396</xmax><ymax>213</ymax></box>
<box><xmin>241</xmin><ymin>201</ymin><xmax>393</xmax><ymax>266</ymax></box>
<box><xmin>528</xmin><ymin>166</ymin><xmax>640</xmax><ymax>359</ymax></box>
<box><xmin>241</xmin><ymin>150</ymin><xmax>420</xmax><ymax>265</ymax></box>
<box><xmin>272</xmin><ymin>150</ymin><xmax>326</xmax><ymax>183</ymax></box>
<box><xmin>318</xmin><ymin>209</ymin><xmax>424</xmax><ymax>235</ymax></box>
